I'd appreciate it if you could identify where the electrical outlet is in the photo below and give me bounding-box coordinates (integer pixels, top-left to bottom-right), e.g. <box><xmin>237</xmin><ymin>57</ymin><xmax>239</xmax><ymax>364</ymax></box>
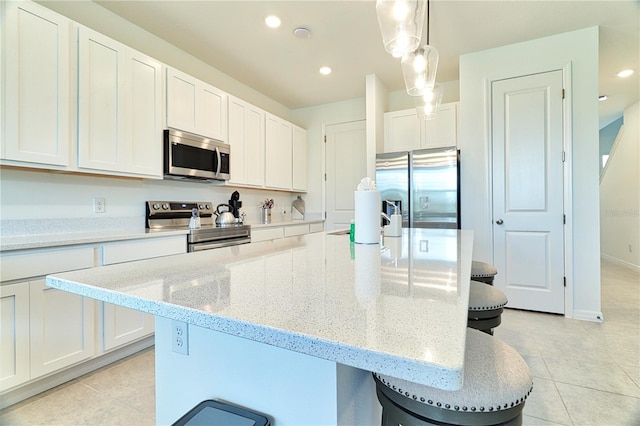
<box><xmin>93</xmin><ymin>197</ymin><xmax>105</xmax><ymax>213</ymax></box>
<box><xmin>171</xmin><ymin>320</ymin><xmax>189</xmax><ymax>355</ymax></box>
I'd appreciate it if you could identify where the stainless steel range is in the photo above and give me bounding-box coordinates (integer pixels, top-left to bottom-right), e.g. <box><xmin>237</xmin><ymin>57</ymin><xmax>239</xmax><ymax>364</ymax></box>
<box><xmin>146</xmin><ymin>201</ymin><xmax>251</xmax><ymax>252</ymax></box>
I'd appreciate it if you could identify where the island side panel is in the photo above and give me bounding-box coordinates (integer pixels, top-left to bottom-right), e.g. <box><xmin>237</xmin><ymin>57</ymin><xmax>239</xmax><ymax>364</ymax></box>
<box><xmin>155</xmin><ymin>316</ymin><xmax>380</xmax><ymax>425</ymax></box>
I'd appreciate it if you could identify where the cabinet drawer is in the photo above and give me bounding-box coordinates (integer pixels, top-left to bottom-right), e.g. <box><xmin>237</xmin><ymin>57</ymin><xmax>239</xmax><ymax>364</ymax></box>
<box><xmin>251</xmin><ymin>227</ymin><xmax>284</xmax><ymax>243</ymax></box>
<box><xmin>102</xmin><ymin>235</ymin><xmax>186</xmax><ymax>265</ymax></box>
<box><xmin>309</xmin><ymin>222</ymin><xmax>324</xmax><ymax>233</ymax></box>
<box><xmin>284</xmin><ymin>224</ymin><xmax>309</xmax><ymax>237</ymax></box>
<box><xmin>0</xmin><ymin>247</ymin><xmax>95</xmax><ymax>282</ymax></box>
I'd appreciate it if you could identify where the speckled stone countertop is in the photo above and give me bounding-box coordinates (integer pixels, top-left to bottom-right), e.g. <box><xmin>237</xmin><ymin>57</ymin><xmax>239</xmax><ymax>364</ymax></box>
<box><xmin>0</xmin><ymin>218</ymin><xmax>323</xmax><ymax>252</ymax></box>
<box><xmin>0</xmin><ymin>222</ymin><xmax>189</xmax><ymax>252</ymax></box>
<box><xmin>47</xmin><ymin>228</ymin><xmax>473</xmax><ymax>390</ymax></box>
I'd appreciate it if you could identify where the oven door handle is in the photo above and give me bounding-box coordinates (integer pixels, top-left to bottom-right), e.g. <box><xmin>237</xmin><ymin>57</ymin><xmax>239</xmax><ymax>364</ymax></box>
<box><xmin>189</xmin><ymin>237</ymin><xmax>251</xmax><ymax>252</ymax></box>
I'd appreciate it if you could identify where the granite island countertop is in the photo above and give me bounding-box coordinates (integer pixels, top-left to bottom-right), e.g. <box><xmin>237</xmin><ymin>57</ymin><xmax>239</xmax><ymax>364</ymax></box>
<box><xmin>47</xmin><ymin>228</ymin><xmax>473</xmax><ymax>390</ymax></box>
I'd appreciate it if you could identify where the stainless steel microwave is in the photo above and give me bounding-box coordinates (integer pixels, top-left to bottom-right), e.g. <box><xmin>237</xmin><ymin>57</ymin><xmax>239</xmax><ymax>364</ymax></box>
<box><xmin>164</xmin><ymin>129</ymin><xmax>230</xmax><ymax>182</ymax></box>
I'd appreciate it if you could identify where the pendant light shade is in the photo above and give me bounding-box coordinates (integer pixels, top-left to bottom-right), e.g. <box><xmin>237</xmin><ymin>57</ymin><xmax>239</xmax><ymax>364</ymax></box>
<box><xmin>401</xmin><ymin>45</ymin><xmax>439</xmax><ymax>95</ymax></box>
<box><xmin>415</xmin><ymin>84</ymin><xmax>443</xmax><ymax>120</ymax></box>
<box><xmin>376</xmin><ymin>0</ymin><xmax>427</xmax><ymax>58</ymax></box>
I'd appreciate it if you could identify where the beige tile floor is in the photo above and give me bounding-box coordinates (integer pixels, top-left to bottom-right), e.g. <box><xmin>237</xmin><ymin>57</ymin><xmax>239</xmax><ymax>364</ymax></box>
<box><xmin>1</xmin><ymin>259</ymin><xmax>638</xmax><ymax>425</ymax></box>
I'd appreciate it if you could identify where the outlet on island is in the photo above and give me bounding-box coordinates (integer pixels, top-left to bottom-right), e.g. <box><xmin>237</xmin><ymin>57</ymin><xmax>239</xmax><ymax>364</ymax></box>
<box><xmin>93</xmin><ymin>197</ymin><xmax>105</xmax><ymax>213</ymax></box>
<box><xmin>172</xmin><ymin>320</ymin><xmax>189</xmax><ymax>355</ymax></box>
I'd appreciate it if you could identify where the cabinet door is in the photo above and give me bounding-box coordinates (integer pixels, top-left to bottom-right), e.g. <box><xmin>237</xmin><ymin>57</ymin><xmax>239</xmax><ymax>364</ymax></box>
<box><xmin>384</xmin><ymin>110</ymin><xmax>422</xmax><ymax>153</ymax></box>
<box><xmin>228</xmin><ymin>97</ymin><xmax>247</xmax><ymax>184</ymax></box>
<box><xmin>126</xmin><ymin>50</ymin><xmax>163</xmax><ymax>177</ymax></box>
<box><xmin>2</xmin><ymin>1</ymin><xmax>71</xmax><ymax>166</ymax></box>
<box><xmin>0</xmin><ymin>282</ymin><xmax>30</xmax><ymax>391</ymax></box>
<box><xmin>78</xmin><ymin>27</ymin><xmax>125</xmax><ymax>172</ymax></box>
<box><xmin>166</xmin><ymin>67</ymin><xmax>228</xmax><ymax>142</ymax></box>
<box><xmin>228</xmin><ymin>96</ymin><xmax>265</xmax><ymax>186</ymax></box>
<box><xmin>29</xmin><ymin>280</ymin><xmax>95</xmax><ymax>378</ymax></box>
<box><xmin>100</xmin><ymin>236</ymin><xmax>185</xmax><ymax>349</ymax></box>
<box><xmin>166</xmin><ymin>67</ymin><xmax>198</xmax><ymax>134</ymax></box>
<box><xmin>199</xmin><ymin>84</ymin><xmax>228</xmax><ymax>143</ymax></box>
<box><xmin>102</xmin><ymin>303</ymin><xmax>154</xmax><ymax>351</ymax></box>
<box><xmin>292</xmin><ymin>126</ymin><xmax>308</xmax><ymax>191</ymax></box>
<box><xmin>265</xmin><ymin>114</ymin><xmax>292</xmax><ymax>190</ymax></box>
<box><xmin>422</xmin><ymin>102</ymin><xmax>458</xmax><ymax>149</ymax></box>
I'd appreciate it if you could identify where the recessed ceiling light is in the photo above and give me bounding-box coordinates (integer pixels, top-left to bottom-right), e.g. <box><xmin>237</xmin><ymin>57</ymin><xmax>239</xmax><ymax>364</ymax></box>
<box><xmin>617</xmin><ymin>69</ymin><xmax>634</xmax><ymax>78</ymax></box>
<box><xmin>319</xmin><ymin>66</ymin><xmax>332</xmax><ymax>75</ymax></box>
<box><xmin>599</xmin><ymin>95</ymin><xmax>608</xmax><ymax>101</ymax></box>
<box><xmin>265</xmin><ymin>15</ymin><xmax>281</xmax><ymax>28</ymax></box>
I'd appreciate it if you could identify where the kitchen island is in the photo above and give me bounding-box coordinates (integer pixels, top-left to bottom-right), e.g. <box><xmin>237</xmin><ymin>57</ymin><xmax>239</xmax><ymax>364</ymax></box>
<box><xmin>47</xmin><ymin>228</ymin><xmax>473</xmax><ymax>425</ymax></box>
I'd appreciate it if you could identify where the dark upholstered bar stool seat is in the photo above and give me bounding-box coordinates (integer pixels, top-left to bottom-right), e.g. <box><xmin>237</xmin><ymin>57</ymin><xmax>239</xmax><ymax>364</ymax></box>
<box><xmin>373</xmin><ymin>329</ymin><xmax>532</xmax><ymax>426</ymax></box>
<box><xmin>468</xmin><ymin>280</ymin><xmax>508</xmax><ymax>335</ymax></box>
<box><xmin>471</xmin><ymin>261</ymin><xmax>498</xmax><ymax>285</ymax></box>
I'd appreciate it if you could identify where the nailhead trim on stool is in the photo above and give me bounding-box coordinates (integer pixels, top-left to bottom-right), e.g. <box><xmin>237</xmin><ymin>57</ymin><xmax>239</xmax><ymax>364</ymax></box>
<box><xmin>471</xmin><ymin>261</ymin><xmax>498</xmax><ymax>285</ymax></box>
<box><xmin>373</xmin><ymin>329</ymin><xmax>533</xmax><ymax>426</ymax></box>
<box><xmin>468</xmin><ymin>280</ymin><xmax>508</xmax><ymax>335</ymax></box>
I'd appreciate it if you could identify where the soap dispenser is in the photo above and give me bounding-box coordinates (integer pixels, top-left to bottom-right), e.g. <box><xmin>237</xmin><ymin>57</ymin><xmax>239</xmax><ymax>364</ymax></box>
<box><xmin>384</xmin><ymin>202</ymin><xmax>402</xmax><ymax>237</ymax></box>
<box><xmin>189</xmin><ymin>208</ymin><xmax>201</xmax><ymax>229</ymax></box>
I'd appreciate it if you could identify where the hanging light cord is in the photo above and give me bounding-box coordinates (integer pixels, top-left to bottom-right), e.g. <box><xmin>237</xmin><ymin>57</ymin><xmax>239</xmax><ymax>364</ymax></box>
<box><xmin>426</xmin><ymin>0</ymin><xmax>431</xmax><ymax>45</ymax></box>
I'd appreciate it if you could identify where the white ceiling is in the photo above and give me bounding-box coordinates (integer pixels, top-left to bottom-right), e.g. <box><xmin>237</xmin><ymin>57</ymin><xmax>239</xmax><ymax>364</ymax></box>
<box><xmin>94</xmin><ymin>0</ymin><xmax>639</xmax><ymax>127</ymax></box>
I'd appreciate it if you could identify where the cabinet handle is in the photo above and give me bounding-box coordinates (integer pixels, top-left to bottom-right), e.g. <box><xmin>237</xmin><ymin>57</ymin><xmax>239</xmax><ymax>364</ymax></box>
<box><xmin>496</xmin><ymin>219</ymin><xmax>504</xmax><ymax>225</ymax></box>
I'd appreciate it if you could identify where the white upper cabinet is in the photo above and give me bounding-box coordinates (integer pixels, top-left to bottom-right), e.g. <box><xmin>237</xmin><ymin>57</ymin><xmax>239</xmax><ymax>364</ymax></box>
<box><xmin>265</xmin><ymin>113</ymin><xmax>293</xmax><ymax>190</ymax></box>
<box><xmin>384</xmin><ymin>110</ymin><xmax>422</xmax><ymax>153</ymax></box>
<box><xmin>2</xmin><ymin>1</ymin><xmax>72</xmax><ymax>167</ymax></box>
<box><xmin>422</xmin><ymin>102</ymin><xmax>458</xmax><ymax>149</ymax></box>
<box><xmin>292</xmin><ymin>125</ymin><xmax>308</xmax><ymax>192</ymax></box>
<box><xmin>77</xmin><ymin>26</ymin><xmax>162</xmax><ymax>178</ymax></box>
<box><xmin>166</xmin><ymin>67</ymin><xmax>228</xmax><ymax>142</ymax></box>
<box><xmin>228</xmin><ymin>96</ymin><xmax>265</xmax><ymax>187</ymax></box>
<box><xmin>384</xmin><ymin>102</ymin><xmax>458</xmax><ymax>152</ymax></box>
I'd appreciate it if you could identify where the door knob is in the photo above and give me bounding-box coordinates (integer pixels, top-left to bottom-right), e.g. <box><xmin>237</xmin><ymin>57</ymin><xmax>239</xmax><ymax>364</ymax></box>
<box><xmin>496</xmin><ymin>219</ymin><xmax>504</xmax><ymax>225</ymax></box>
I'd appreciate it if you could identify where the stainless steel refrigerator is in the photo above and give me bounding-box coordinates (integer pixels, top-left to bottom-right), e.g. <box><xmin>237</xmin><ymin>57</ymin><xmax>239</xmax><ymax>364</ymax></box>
<box><xmin>375</xmin><ymin>147</ymin><xmax>460</xmax><ymax>229</ymax></box>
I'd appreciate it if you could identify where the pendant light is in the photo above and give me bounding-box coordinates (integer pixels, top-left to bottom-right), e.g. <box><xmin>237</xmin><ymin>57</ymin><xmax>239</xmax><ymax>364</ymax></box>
<box><xmin>376</xmin><ymin>0</ymin><xmax>427</xmax><ymax>58</ymax></box>
<box><xmin>415</xmin><ymin>84</ymin><xmax>443</xmax><ymax>120</ymax></box>
<box><xmin>401</xmin><ymin>0</ymin><xmax>438</xmax><ymax>96</ymax></box>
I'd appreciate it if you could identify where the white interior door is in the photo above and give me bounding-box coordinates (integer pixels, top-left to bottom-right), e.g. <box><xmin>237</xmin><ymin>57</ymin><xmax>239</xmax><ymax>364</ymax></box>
<box><xmin>492</xmin><ymin>70</ymin><xmax>565</xmax><ymax>314</ymax></box>
<box><xmin>325</xmin><ymin>120</ymin><xmax>367</xmax><ymax>230</ymax></box>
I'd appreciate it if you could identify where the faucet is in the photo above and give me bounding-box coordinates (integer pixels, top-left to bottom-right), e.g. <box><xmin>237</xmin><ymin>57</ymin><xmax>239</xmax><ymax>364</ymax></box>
<box><xmin>381</xmin><ymin>212</ymin><xmax>391</xmax><ymax>223</ymax></box>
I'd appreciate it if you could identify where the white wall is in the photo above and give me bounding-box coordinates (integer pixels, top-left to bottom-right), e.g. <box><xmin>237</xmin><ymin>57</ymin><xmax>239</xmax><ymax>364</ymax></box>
<box><xmin>600</xmin><ymin>101</ymin><xmax>640</xmax><ymax>271</ymax></box>
<box><xmin>0</xmin><ymin>168</ymin><xmax>300</xmax><ymax>226</ymax></box>
<box><xmin>459</xmin><ymin>26</ymin><xmax>601</xmax><ymax>320</ymax></box>
<box><xmin>291</xmin><ymin>98</ymin><xmax>367</xmax><ymax>218</ymax></box>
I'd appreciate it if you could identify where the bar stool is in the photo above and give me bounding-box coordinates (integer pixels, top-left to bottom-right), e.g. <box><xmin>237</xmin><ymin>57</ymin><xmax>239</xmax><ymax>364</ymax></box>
<box><xmin>471</xmin><ymin>260</ymin><xmax>498</xmax><ymax>285</ymax></box>
<box><xmin>373</xmin><ymin>329</ymin><xmax>532</xmax><ymax>426</ymax></box>
<box><xmin>468</xmin><ymin>280</ymin><xmax>508</xmax><ymax>335</ymax></box>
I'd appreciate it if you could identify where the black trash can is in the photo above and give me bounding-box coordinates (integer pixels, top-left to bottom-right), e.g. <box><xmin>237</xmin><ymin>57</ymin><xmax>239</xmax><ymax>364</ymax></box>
<box><xmin>172</xmin><ymin>399</ymin><xmax>272</xmax><ymax>426</ymax></box>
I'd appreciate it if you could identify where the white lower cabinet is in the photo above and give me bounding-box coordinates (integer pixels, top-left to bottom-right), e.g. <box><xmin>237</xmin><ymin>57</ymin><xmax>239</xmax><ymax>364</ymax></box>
<box><xmin>29</xmin><ymin>279</ymin><xmax>95</xmax><ymax>378</ymax></box>
<box><xmin>0</xmin><ymin>234</ymin><xmax>186</xmax><ymax>398</ymax></box>
<box><xmin>99</xmin><ymin>235</ymin><xmax>185</xmax><ymax>351</ymax></box>
<box><xmin>251</xmin><ymin>222</ymin><xmax>324</xmax><ymax>243</ymax></box>
<box><xmin>0</xmin><ymin>283</ymin><xmax>30</xmax><ymax>391</ymax></box>
<box><xmin>102</xmin><ymin>303</ymin><xmax>154</xmax><ymax>352</ymax></box>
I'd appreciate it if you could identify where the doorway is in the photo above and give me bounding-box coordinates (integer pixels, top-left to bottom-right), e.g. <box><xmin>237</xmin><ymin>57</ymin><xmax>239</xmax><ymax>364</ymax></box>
<box><xmin>324</xmin><ymin>120</ymin><xmax>367</xmax><ymax>230</ymax></box>
<box><xmin>491</xmin><ymin>70</ymin><xmax>565</xmax><ymax>314</ymax></box>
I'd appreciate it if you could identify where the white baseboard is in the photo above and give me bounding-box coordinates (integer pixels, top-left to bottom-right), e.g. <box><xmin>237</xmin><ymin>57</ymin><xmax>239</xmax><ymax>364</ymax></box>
<box><xmin>601</xmin><ymin>253</ymin><xmax>640</xmax><ymax>273</ymax></box>
<box><xmin>0</xmin><ymin>336</ymin><xmax>154</xmax><ymax>410</ymax></box>
<box><xmin>573</xmin><ymin>310</ymin><xmax>605</xmax><ymax>323</ymax></box>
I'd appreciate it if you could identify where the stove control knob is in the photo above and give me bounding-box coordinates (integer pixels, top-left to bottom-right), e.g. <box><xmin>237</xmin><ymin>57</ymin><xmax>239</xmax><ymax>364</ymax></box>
<box><xmin>199</xmin><ymin>204</ymin><xmax>205</xmax><ymax>210</ymax></box>
<box><xmin>152</xmin><ymin>203</ymin><xmax>160</xmax><ymax>210</ymax></box>
<box><xmin>205</xmin><ymin>204</ymin><xmax>211</xmax><ymax>210</ymax></box>
<box><xmin>162</xmin><ymin>203</ymin><xmax>169</xmax><ymax>210</ymax></box>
